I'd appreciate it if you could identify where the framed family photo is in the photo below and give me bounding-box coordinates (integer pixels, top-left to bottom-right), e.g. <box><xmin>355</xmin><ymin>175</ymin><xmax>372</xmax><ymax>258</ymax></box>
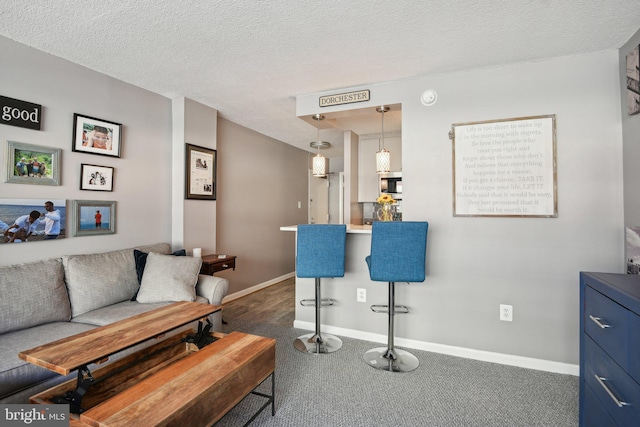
<box><xmin>72</xmin><ymin>200</ymin><xmax>116</xmax><ymax>236</ymax></box>
<box><xmin>80</xmin><ymin>164</ymin><xmax>114</xmax><ymax>191</ymax></box>
<box><xmin>0</xmin><ymin>198</ymin><xmax>66</xmax><ymax>244</ymax></box>
<box><xmin>4</xmin><ymin>140</ymin><xmax>61</xmax><ymax>186</ymax></box>
<box><xmin>72</xmin><ymin>113</ymin><xmax>122</xmax><ymax>158</ymax></box>
<box><xmin>185</xmin><ymin>143</ymin><xmax>216</xmax><ymax>200</ymax></box>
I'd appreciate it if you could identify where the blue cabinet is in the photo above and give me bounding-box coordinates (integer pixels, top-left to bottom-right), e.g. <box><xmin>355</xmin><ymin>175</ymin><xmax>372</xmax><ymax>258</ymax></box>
<box><xmin>580</xmin><ymin>272</ymin><xmax>640</xmax><ymax>426</ymax></box>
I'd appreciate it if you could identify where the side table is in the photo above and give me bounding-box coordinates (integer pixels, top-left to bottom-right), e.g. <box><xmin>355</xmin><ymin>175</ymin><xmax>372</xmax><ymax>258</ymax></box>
<box><xmin>200</xmin><ymin>254</ymin><xmax>237</xmax><ymax>275</ymax></box>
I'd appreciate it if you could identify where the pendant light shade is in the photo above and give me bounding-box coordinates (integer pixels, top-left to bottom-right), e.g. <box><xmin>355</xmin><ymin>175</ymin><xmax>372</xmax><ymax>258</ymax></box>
<box><xmin>376</xmin><ymin>106</ymin><xmax>391</xmax><ymax>174</ymax></box>
<box><xmin>311</xmin><ymin>114</ymin><xmax>328</xmax><ymax>177</ymax></box>
<box><xmin>312</xmin><ymin>153</ymin><xmax>327</xmax><ymax>177</ymax></box>
<box><xmin>376</xmin><ymin>148</ymin><xmax>391</xmax><ymax>173</ymax></box>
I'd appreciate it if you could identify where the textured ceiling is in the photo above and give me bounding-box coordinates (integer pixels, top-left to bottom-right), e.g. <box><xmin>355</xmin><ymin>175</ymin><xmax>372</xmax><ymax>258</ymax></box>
<box><xmin>1</xmin><ymin>0</ymin><xmax>640</xmax><ymax>158</ymax></box>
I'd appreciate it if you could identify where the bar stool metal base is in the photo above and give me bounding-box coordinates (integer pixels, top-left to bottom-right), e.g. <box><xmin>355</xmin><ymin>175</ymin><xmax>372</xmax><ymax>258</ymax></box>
<box><xmin>294</xmin><ymin>333</ymin><xmax>342</xmax><ymax>354</ymax></box>
<box><xmin>364</xmin><ymin>347</ymin><xmax>419</xmax><ymax>372</ymax></box>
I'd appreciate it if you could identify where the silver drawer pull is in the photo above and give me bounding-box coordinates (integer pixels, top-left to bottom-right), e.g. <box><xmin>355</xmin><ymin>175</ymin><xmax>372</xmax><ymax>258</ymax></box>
<box><xmin>589</xmin><ymin>315</ymin><xmax>611</xmax><ymax>329</ymax></box>
<box><xmin>595</xmin><ymin>375</ymin><xmax>630</xmax><ymax>408</ymax></box>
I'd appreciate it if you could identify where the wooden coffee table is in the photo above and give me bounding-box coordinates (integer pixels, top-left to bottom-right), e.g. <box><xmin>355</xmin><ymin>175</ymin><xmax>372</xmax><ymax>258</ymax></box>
<box><xmin>20</xmin><ymin>302</ymin><xmax>276</xmax><ymax>426</ymax></box>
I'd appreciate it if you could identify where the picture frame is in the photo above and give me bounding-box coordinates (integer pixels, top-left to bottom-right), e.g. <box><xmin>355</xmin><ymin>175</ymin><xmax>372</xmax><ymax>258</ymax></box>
<box><xmin>72</xmin><ymin>200</ymin><xmax>116</xmax><ymax>236</ymax></box>
<box><xmin>0</xmin><ymin>198</ymin><xmax>66</xmax><ymax>243</ymax></box>
<box><xmin>451</xmin><ymin>114</ymin><xmax>557</xmax><ymax>218</ymax></box>
<box><xmin>185</xmin><ymin>143</ymin><xmax>216</xmax><ymax>200</ymax></box>
<box><xmin>4</xmin><ymin>140</ymin><xmax>61</xmax><ymax>186</ymax></box>
<box><xmin>80</xmin><ymin>164</ymin><xmax>114</xmax><ymax>191</ymax></box>
<box><xmin>72</xmin><ymin>113</ymin><xmax>122</xmax><ymax>158</ymax></box>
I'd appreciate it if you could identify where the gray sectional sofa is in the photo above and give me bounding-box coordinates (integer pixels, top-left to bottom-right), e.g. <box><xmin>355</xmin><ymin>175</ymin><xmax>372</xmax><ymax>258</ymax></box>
<box><xmin>0</xmin><ymin>243</ymin><xmax>229</xmax><ymax>404</ymax></box>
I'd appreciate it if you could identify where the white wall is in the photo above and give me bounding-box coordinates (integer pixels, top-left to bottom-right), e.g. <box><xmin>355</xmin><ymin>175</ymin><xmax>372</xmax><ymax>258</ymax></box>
<box><xmin>0</xmin><ymin>36</ymin><xmax>173</xmax><ymax>266</ymax></box>
<box><xmin>297</xmin><ymin>51</ymin><xmax>624</xmax><ymax>365</ymax></box>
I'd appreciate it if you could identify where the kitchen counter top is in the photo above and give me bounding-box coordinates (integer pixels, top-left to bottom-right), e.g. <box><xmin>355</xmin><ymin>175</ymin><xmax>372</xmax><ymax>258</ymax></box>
<box><xmin>280</xmin><ymin>224</ymin><xmax>372</xmax><ymax>234</ymax></box>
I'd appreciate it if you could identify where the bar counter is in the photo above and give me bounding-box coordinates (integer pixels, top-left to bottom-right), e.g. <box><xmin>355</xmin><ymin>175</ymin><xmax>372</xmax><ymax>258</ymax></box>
<box><xmin>280</xmin><ymin>224</ymin><xmax>372</xmax><ymax>234</ymax></box>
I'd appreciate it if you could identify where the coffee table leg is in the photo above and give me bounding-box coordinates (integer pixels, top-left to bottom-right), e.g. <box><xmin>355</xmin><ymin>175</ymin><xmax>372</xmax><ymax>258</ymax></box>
<box><xmin>243</xmin><ymin>371</ymin><xmax>276</xmax><ymax>426</ymax></box>
<box><xmin>271</xmin><ymin>371</ymin><xmax>275</xmax><ymax>416</ymax></box>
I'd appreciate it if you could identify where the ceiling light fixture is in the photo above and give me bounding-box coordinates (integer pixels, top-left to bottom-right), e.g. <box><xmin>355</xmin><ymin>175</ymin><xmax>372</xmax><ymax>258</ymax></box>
<box><xmin>311</xmin><ymin>114</ymin><xmax>328</xmax><ymax>177</ymax></box>
<box><xmin>376</xmin><ymin>106</ymin><xmax>390</xmax><ymax>174</ymax></box>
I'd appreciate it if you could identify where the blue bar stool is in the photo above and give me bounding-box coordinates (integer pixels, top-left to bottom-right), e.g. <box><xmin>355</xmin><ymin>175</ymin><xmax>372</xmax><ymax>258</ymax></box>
<box><xmin>294</xmin><ymin>224</ymin><xmax>347</xmax><ymax>354</ymax></box>
<box><xmin>364</xmin><ymin>221</ymin><xmax>428</xmax><ymax>372</ymax></box>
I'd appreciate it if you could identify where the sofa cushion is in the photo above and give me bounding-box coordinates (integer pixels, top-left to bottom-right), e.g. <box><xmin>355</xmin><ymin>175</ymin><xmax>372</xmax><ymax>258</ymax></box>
<box><xmin>0</xmin><ymin>258</ymin><xmax>71</xmax><ymax>335</ymax></box>
<box><xmin>63</xmin><ymin>243</ymin><xmax>171</xmax><ymax>317</ymax></box>
<box><xmin>71</xmin><ymin>297</ymin><xmax>209</xmax><ymax>327</ymax></box>
<box><xmin>136</xmin><ymin>253</ymin><xmax>202</xmax><ymax>303</ymax></box>
<box><xmin>0</xmin><ymin>322</ymin><xmax>96</xmax><ymax>401</ymax></box>
<box><xmin>131</xmin><ymin>248</ymin><xmax>187</xmax><ymax>300</ymax></box>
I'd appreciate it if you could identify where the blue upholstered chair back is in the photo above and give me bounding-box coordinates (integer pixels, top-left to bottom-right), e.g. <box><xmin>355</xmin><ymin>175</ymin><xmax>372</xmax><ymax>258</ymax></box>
<box><xmin>366</xmin><ymin>221</ymin><xmax>428</xmax><ymax>282</ymax></box>
<box><xmin>296</xmin><ymin>224</ymin><xmax>347</xmax><ymax>278</ymax></box>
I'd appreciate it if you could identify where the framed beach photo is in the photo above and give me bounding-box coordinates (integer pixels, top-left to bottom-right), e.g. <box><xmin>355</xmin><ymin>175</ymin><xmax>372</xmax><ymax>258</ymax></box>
<box><xmin>72</xmin><ymin>113</ymin><xmax>122</xmax><ymax>158</ymax></box>
<box><xmin>4</xmin><ymin>141</ymin><xmax>61</xmax><ymax>186</ymax></box>
<box><xmin>72</xmin><ymin>200</ymin><xmax>116</xmax><ymax>236</ymax></box>
<box><xmin>185</xmin><ymin>143</ymin><xmax>216</xmax><ymax>200</ymax></box>
<box><xmin>80</xmin><ymin>164</ymin><xmax>114</xmax><ymax>191</ymax></box>
<box><xmin>0</xmin><ymin>198</ymin><xmax>66</xmax><ymax>244</ymax></box>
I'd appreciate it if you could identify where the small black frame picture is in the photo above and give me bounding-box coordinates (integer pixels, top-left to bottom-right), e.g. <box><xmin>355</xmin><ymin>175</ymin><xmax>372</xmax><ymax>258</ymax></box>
<box><xmin>72</xmin><ymin>113</ymin><xmax>122</xmax><ymax>158</ymax></box>
<box><xmin>80</xmin><ymin>164</ymin><xmax>114</xmax><ymax>191</ymax></box>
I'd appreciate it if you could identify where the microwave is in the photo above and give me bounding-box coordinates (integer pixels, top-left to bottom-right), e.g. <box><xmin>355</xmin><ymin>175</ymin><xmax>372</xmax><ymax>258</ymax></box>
<box><xmin>379</xmin><ymin>172</ymin><xmax>402</xmax><ymax>199</ymax></box>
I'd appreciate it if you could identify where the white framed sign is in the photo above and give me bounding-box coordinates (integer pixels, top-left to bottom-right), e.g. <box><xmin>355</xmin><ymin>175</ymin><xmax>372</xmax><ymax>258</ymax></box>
<box><xmin>452</xmin><ymin>115</ymin><xmax>557</xmax><ymax>218</ymax></box>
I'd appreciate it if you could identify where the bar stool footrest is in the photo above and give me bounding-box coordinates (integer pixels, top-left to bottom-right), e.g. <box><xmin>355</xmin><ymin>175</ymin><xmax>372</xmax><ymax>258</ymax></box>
<box><xmin>300</xmin><ymin>298</ymin><xmax>336</xmax><ymax>307</ymax></box>
<box><xmin>370</xmin><ymin>304</ymin><xmax>409</xmax><ymax>314</ymax></box>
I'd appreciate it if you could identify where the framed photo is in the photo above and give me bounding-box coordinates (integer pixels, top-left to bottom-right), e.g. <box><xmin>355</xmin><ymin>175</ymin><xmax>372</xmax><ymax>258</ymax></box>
<box><xmin>72</xmin><ymin>113</ymin><xmax>122</xmax><ymax>158</ymax></box>
<box><xmin>80</xmin><ymin>164</ymin><xmax>114</xmax><ymax>191</ymax></box>
<box><xmin>185</xmin><ymin>143</ymin><xmax>216</xmax><ymax>200</ymax></box>
<box><xmin>4</xmin><ymin>140</ymin><xmax>61</xmax><ymax>186</ymax></box>
<box><xmin>72</xmin><ymin>200</ymin><xmax>116</xmax><ymax>236</ymax></box>
<box><xmin>0</xmin><ymin>198</ymin><xmax>66</xmax><ymax>243</ymax></box>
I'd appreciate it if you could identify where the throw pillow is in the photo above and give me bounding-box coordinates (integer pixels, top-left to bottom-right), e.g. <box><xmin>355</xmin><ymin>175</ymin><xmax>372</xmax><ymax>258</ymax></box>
<box><xmin>132</xmin><ymin>248</ymin><xmax>186</xmax><ymax>300</ymax></box>
<box><xmin>135</xmin><ymin>252</ymin><xmax>202</xmax><ymax>304</ymax></box>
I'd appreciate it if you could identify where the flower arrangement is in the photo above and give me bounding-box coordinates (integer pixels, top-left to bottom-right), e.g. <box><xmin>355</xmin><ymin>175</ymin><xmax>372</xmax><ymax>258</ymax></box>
<box><xmin>376</xmin><ymin>193</ymin><xmax>396</xmax><ymax>205</ymax></box>
<box><xmin>376</xmin><ymin>194</ymin><xmax>396</xmax><ymax>221</ymax></box>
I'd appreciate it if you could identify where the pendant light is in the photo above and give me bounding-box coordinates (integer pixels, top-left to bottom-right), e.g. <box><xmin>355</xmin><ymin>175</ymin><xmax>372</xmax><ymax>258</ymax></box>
<box><xmin>311</xmin><ymin>114</ymin><xmax>328</xmax><ymax>177</ymax></box>
<box><xmin>376</xmin><ymin>106</ymin><xmax>391</xmax><ymax>174</ymax></box>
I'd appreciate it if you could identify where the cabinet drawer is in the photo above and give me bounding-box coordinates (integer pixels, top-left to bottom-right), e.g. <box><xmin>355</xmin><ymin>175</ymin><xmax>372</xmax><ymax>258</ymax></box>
<box><xmin>584</xmin><ymin>336</ymin><xmax>640</xmax><ymax>426</ymax></box>
<box><xmin>584</xmin><ymin>286</ymin><xmax>629</xmax><ymax>368</ymax></box>
<box><xmin>583</xmin><ymin>382</ymin><xmax>617</xmax><ymax>427</ymax></box>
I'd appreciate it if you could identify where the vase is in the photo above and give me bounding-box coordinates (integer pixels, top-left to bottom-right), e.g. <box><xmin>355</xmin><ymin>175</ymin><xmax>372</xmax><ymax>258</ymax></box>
<box><xmin>376</xmin><ymin>204</ymin><xmax>394</xmax><ymax>222</ymax></box>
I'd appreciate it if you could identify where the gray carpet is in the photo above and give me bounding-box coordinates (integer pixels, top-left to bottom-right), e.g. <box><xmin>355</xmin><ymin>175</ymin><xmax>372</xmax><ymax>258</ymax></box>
<box><xmin>216</xmin><ymin>320</ymin><xmax>578</xmax><ymax>426</ymax></box>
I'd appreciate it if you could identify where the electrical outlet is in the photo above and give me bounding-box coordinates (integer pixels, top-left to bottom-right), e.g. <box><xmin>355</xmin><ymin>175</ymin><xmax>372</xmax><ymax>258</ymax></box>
<box><xmin>500</xmin><ymin>304</ymin><xmax>513</xmax><ymax>322</ymax></box>
<box><xmin>357</xmin><ymin>288</ymin><xmax>366</xmax><ymax>303</ymax></box>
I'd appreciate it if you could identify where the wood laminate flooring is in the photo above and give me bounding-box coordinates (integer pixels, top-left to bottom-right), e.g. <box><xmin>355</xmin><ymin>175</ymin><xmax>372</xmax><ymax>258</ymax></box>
<box><xmin>222</xmin><ymin>277</ymin><xmax>295</xmax><ymax>327</ymax></box>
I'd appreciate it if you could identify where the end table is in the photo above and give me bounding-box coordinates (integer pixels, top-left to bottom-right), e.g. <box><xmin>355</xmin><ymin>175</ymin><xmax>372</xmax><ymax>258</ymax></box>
<box><xmin>200</xmin><ymin>254</ymin><xmax>237</xmax><ymax>275</ymax></box>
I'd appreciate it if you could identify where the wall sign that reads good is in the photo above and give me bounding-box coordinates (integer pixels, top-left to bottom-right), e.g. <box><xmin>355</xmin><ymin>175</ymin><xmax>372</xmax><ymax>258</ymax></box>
<box><xmin>1</xmin><ymin>95</ymin><xmax>42</xmax><ymax>130</ymax></box>
<box><xmin>452</xmin><ymin>115</ymin><xmax>557</xmax><ymax>218</ymax></box>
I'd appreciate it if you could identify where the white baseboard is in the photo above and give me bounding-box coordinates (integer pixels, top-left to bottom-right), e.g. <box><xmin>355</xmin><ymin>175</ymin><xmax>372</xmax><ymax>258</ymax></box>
<box><xmin>222</xmin><ymin>272</ymin><xmax>295</xmax><ymax>304</ymax></box>
<box><xmin>293</xmin><ymin>320</ymin><xmax>579</xmax><ymax>376</ymax></box>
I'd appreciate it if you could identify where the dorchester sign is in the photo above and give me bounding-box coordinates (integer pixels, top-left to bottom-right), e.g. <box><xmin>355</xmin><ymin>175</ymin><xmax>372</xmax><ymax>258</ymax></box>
<box><xmin>1</xmin><ymin>95</ymin><xmax>42</xmax><ymax>130</ymax></box>
<box><xmin>319</xmin><ymin>90</ymin><xmax>370</xmax><ymax>107</ymax></box>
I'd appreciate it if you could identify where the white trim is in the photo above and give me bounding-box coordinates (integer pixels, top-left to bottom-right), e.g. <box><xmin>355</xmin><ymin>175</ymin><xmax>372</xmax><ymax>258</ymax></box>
<box><xmin>222</xmin><ymin>272</ymin><xmax>295</xmax><ymax>304</ymax></box>
<box><xmin>293</xmin><ymin>320</ymin><xmax>579</xmax><ymax>376</ymax></box>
